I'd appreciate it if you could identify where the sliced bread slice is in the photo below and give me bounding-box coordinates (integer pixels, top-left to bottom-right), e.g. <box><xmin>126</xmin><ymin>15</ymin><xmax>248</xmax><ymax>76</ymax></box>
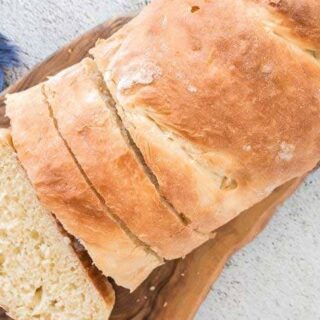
<box><xmin>0</xmin><ymin>131</ymin><xmax>114</xmax><ymax>320</ymax></box>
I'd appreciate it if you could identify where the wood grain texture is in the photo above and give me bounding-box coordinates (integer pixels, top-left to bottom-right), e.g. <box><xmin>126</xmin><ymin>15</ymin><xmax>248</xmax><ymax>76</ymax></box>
<box><xmin>0</xmin><ymin>17</ymin><xmax>303</xmax><ymax>320</ymax></box>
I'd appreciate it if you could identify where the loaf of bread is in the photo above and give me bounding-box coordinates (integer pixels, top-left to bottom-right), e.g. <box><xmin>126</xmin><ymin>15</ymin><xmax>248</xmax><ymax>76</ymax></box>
<box><xmin>0</xmin><ymin>131</ymin><xmax>114</xmax><ymax>319</ymax></box>
<box><xmin>5</xmin><ymin>0</ymin><xmax>320</xmax><ymax>296</ymax></box>
<box><xmin>90</xmin><ymin>0</ymin><xmax>320</xmax><ymax>232</ymax></box>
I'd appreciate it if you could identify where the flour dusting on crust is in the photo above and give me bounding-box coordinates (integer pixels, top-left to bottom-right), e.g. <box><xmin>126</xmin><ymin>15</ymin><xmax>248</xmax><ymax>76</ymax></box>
<box><xmin>161</xmin><ymin>16</ymin><xmax>168</xmax><ymax>27</ymax></box>
<box><xmin>261</xmin><ymin>63</ymin><xmax>273</xmax><ymax>74</ymax></box>
<box><xmin>242</xmin><ymin>144</ymin><xmax>252</xmax><ymax>152</ymax></box>
<box><xmin>117</xmin><ymin>61</ymin><xmax>162</xmax><ymax>92</ymax></box>
<box><xmin>187</xmin><ymin>84</ymin><xmax>197</xmax><ymax>93</ymax></box>
<box><xmin>278</xmin><ymin>142</ymin><xmax>295</xmax><ymax>161</ymax></box>
<box><xmin>104</xmin><ymin>70</ymin><xmax>112</xmax><ymax>81</ymax></box>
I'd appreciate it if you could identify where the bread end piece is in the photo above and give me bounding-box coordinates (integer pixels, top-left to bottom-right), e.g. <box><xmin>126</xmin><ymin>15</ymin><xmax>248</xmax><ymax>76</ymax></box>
<box><xmin>0</xmin><ymin>131</ymin><xmax>114</xmax><ymax>320</ymax></box>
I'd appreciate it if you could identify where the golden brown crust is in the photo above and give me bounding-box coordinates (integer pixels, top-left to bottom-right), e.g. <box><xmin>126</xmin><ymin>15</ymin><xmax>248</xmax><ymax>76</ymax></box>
<box><xmin>253</xmin><ymin>0</ymin><xmax>320</xmax><ymax>50</ymax></box>
<box><xmin>91</xmin><ymin>0</ymin><xmax>320</xmax><ymax>233</ymax></box>
<box><xmin>6</xmin><ymin>85</ymin><xmax>162</xmax><ymax>290</ymax></box>
<box><xmin>44</xmin><ymin>58</ymin><xmax>208</xmax><ymax>259</ymax></box>
<box><xmin>70</xmin><ymin>240</ymin><xmax>115</xmax><ymax>309</ymax></box>
<box><xmin>54</xmin><ymin>220</ymin><xmax>115</xmax><ymax>309</ymax></box>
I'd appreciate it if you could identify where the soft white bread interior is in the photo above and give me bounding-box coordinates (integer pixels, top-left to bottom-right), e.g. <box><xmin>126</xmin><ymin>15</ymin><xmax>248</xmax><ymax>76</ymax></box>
<box><xmin>0</xmin><ymin>130</ymin><xmax>114</xmax><ymax>320</ymax></box>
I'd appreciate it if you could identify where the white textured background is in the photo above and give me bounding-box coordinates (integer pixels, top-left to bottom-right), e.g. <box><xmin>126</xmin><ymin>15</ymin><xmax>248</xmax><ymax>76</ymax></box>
<box><xmin>1</xmin><ymin>1</ymin><xmax>320</xmax><ymax>319</ymax></box>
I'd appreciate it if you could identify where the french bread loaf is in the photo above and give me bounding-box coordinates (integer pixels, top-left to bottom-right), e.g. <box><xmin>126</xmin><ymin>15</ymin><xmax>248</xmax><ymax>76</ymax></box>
<box><xmin>90</xmin><ymin>0</ymin><xmax>320</xmax><ymax>233</ymax></box>
<box><xmin>5</xmin><ymin>85</ymin><xmax>162</xmax><ymax>291</ymax></box>
<box><xmin>5</xmin><ymin>0</ymin><xmax>320</xmax><ymax>294</ymax></box>
<box><xmin>0</xmin><ymin>131</ymin><xmax>114</xmax><ymax>319</ymax></box>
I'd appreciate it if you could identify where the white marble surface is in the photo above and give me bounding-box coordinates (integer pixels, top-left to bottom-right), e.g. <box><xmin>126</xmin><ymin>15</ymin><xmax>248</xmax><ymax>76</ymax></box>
<box><xmin>1</xmin><ymin>1</ymin><xmax>319</xmax><ymax>319</ymax></box>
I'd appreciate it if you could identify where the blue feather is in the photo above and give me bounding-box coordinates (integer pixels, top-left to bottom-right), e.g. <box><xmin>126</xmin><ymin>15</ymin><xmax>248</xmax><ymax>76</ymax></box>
<box><xmin>0</xmin><ymin>33</ymin><xmax>20</xmax><ymax>91</ymax></box>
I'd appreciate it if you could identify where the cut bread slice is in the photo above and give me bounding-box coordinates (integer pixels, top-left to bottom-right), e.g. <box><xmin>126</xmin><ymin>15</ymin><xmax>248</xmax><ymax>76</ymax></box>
<box><xmin>6</xmin><ymin>85</ymin><xmax>162</xmax><ymax>291</ymax></box>
<box><xmin>0</xmin><ymin>131</ymin><xmax>114</xmax><ymax>320</ymax></box>
<box><xmin>44</xmin><ymin>58</ymin><xmax>208</xmax><ymax>259</ymax></box>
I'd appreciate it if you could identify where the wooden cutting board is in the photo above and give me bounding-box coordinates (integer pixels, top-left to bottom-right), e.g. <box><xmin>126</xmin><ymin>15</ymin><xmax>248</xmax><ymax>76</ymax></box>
<box><xmin>0</xmin><ymin>17</ymin><xmax>304</xmax><ymax>320</ymax></box>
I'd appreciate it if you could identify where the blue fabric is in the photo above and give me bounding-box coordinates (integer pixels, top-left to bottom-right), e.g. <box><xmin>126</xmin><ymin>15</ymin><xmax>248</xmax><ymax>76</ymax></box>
<box><xmin>0</xmin><ymin>70</ymin><xmax>4</xmax><ymax>91</ymax></box>
<box><xmin>0</xmin><ymin>33</ymin><xmax>20</xmax><ymax>91</ymax></box>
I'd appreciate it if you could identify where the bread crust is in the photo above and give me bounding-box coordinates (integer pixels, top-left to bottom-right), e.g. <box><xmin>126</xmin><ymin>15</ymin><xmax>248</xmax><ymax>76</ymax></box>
<box><xmin>44</xmin><ymin>58</ymin><xmax>208</xmax><ymax>259</ymax></box>
<box><xmin>91</xmin><ymin>0</ymin><xmax>320</xmax><ymax>233</ymax></box>
<box><xmin>6</xmin><ymin>85</ymin><xmax>162</xmax><ymax>290</ymax></box>
<box><xmin>253</xmin><ymin>0</ymin><xmax>320</xmax><ymax>50</ymax></box>
<box><xmin>0</xmin><ymin>136</ymin><xmax>115</xmax><ymax>319</ymax></box>
<box><xmin>56</xmin><ymin>221</ymin><xmax>115</xmax><ymax>312</ymax></box>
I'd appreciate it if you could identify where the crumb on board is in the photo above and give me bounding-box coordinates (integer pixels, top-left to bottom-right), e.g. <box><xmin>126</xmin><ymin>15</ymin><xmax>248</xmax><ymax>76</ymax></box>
<box><xmin>149</xmin><ymin>286</ymin><xmax>156</xmax><ymax>291</ymax></box>
<box><xmin>163</xmin><ymin>302</ymin><xmax>168</xmax><ymax>308</ymax></box>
